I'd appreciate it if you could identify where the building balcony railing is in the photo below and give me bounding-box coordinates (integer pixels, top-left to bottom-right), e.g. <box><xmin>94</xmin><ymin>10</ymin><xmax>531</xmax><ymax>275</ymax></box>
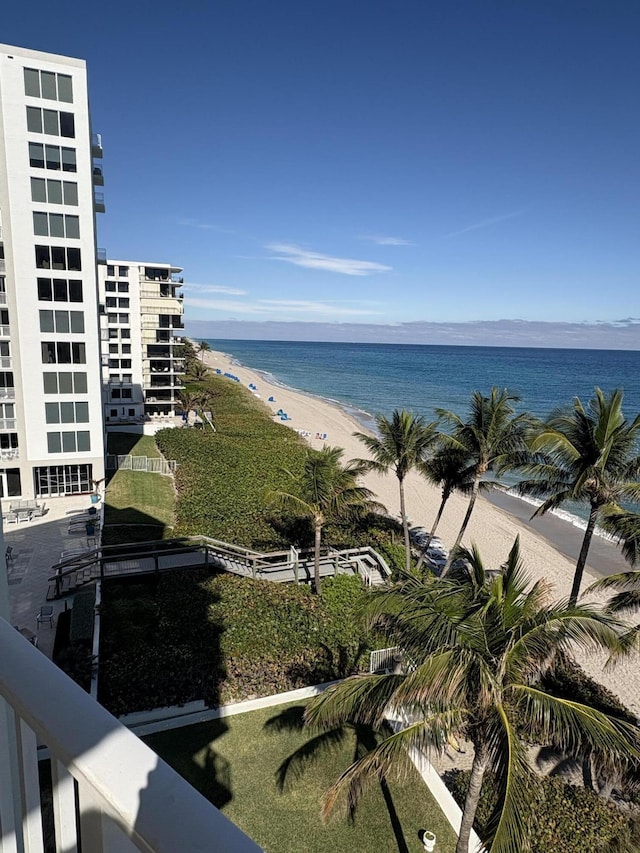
<box><xmin>0</xmin><ymin>418</ymin><xmax>16</xmax><ymax>430</ymax></box>
<box><xmin>92</xmin><ymin>163</ymin><xmax>104</xmax><ymax>186</ymax></box>
<box><xmin>0</xmin><ymin>447</ymin><xmax>19</xmax><ymax>459</ymax></box>
<box><xmin>94</xmin><ymin>191</ymin><xmax>105</xmax><ymax>213</ymax></box>
<box><xmin>91</xmin><ymin>132</ymin><xmax>103</xmax><ymax>158</ymax></box>
<box><xmin>96</xmin><ymin>248</ymin><xmax>107</xmax><ymax>264</ymax></box>
<box><xmin>0</xmin><ymin>325</ymin><xmax>10</xmax><ymax>337</ymax></box>
<box><xmin>0</xmin><ymin>385</ymin><xmax>15</xmax><ymax>397</ymax></box>
<box><xmin>0</xmin><ymin>260</ymin><xmax>5</xmax><ymax>274</ymax></box>
<box><xmin>0</xmin><ymin>618</ymin><xmax>261</xmax><ymax>853</ymax></box>
<box><xmin>0</xmin><ymin>292</ymin><xmax>7</xmax><ymax>305</ymax></box>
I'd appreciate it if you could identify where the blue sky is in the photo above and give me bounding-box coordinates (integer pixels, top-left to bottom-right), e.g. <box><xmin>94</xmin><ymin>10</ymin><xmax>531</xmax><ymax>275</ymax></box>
<box><xmin>4</xmin><ymin>2</ymin><xmax>640</xmax><ymax>337</ymax></box>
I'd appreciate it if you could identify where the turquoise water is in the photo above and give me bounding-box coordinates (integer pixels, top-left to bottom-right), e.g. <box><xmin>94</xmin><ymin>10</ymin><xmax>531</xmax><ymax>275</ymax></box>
<box><xmin>207</xmin><ymin>340</ymin><xmax>640</xmax><ymax>431</ymax></box>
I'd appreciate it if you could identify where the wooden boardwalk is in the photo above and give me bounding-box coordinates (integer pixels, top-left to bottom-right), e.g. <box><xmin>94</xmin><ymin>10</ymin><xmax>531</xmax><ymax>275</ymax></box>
<box><xmin>48</xmin><ymin>538</ymin><xmax>391</xmax><ymax>598</ymax></box>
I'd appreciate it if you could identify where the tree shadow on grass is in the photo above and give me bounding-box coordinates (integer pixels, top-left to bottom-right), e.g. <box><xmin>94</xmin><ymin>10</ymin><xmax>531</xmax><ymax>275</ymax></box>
<box><xmin>264</xmin><ymin>705</ymin><xmax>409</xmax><ymax>853</ymax></box>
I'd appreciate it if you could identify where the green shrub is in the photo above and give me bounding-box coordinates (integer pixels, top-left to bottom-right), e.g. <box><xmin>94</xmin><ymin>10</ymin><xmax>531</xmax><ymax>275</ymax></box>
<box><xmin>99</xmin><ymin>569</ymin><xmax>373</xmax><ymax>716</ymax></box>
<box><xmin>70</xmin><ymin>590</ymin><xmax>95</xmax><ymax>645</ymax></box>
<box><xmin>444</xmin><ymin>769</ymin><xmax>633</xmax><ymax>852</ymax></box>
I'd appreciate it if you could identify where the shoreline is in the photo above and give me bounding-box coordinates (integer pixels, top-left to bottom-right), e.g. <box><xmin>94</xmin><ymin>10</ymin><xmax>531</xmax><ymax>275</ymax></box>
<box><xmin>202</xmin><ymin>346</ymin><xmax>640</xmax><ymax>715</ymax></box>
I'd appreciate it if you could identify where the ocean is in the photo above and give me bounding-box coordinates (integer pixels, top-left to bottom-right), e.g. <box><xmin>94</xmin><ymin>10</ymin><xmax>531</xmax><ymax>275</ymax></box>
<box><xmin>206</xmin><ymin>340</ymin><xmax>640</xmax><ymax>429</ymax></box>
<box><xmin>205</xmin><ymin>340</ymin><xmax>640</xmax><ymax>536</ymax></box>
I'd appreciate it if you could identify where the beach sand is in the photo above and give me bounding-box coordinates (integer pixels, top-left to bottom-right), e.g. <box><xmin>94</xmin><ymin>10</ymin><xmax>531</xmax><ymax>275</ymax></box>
<box><xmin>203</xmin><ymin>348</ymin><xmax>640</xmax><ymax>716</ymax></box>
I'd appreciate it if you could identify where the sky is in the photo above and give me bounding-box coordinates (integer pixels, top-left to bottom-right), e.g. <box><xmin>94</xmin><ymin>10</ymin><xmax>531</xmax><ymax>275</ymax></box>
<box><xmin>4</xmin><ymin>2</ymin><xmax>640</xmax><ymax>345</ymax></box>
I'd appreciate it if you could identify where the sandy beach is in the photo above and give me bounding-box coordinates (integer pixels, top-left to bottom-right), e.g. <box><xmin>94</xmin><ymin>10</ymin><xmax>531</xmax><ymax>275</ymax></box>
<box><xmin>204</xmin><ymin>348</ymin><xmax>640</xmax><ymax>716</ymax></box>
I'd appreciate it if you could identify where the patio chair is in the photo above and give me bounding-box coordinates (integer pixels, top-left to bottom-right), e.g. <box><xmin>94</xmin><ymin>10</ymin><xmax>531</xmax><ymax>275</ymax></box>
<box><xmin>36</xmin><ymin>605</ymin><xmax>54</xmax><ymax>628</ymax></box>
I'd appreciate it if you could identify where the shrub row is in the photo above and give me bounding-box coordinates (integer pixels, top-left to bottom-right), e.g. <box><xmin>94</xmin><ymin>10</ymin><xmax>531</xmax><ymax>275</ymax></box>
<box><xmin>70</xmin><ymin>590</ymin><xmax>95</xmax><ymax>645</ymax></box>
<box><xmin>444</xmin><ymin>769</ymin><xmax>636</xmax><ymax>852</ymax></box>
<box><xmin>98</xmin><ymin>570</ymin><xmax>371</xmax><ymax>716</ymax></box>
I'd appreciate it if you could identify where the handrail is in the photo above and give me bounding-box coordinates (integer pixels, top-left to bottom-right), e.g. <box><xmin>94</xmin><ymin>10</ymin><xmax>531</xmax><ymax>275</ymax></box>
<box><xmin>0</xmin><ymin>618</ymin><xmax>261</xmax><ymax>852</ymax></box>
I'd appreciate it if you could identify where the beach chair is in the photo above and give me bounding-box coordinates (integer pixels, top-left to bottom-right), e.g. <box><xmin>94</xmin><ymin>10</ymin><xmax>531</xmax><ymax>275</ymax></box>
<box><xmin>36</xmin><ymin>605</ymin><xmax>54</xmax><ymax>628</ymax></box>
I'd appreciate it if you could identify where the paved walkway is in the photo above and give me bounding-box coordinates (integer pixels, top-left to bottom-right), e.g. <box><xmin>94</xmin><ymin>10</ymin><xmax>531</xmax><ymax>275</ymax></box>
<box><xmin>3</xmin><ymin>495</ymin><xmax>99</xmax><ymax>658</ymax></box>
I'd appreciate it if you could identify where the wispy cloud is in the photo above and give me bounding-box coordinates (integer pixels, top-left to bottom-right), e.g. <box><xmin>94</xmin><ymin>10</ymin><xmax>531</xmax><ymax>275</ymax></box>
<box><xmin>358</xmin><ymin>234</ymin><xmax>414</xmax><ymax>246</ymax></box>
<box><xmin>184</xmin><ymin>296</ymin><xmax>382</xmax><ymax>317</ymax></box>
<box><xmin>265</xmin><ymin>243</ymin><xmax>392</xmax><ymax>276</ymax></box>
<box><xmin>188</xmin><ymin>282</ymin><xmax>247</xmax><ymax>296</ymax></box>
<box><xmin>441</xmin><ymin>210</ymin><xmax>525</xmax><ymax>239</ymax></box>
<box><xmin>178</xmin><ymin>218</ymin><xmax>236</xmax><ymax>234</ymax></box>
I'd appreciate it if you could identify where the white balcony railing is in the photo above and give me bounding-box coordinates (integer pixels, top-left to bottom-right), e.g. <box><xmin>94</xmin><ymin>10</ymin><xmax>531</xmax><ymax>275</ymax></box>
<box><xmin>0</xmin><ymin>292</ymin><xmax>7</xmax><ymax>305</ymax></box>
<box><xmin>0</xmin><ymin>326</ymin><xmax>10</xmax><ymax>338</ymax></box>
<box><xmin>0</xmin><ymin>448</ymin><xmax>18</xmax><ymax>460</ymax></box>
<box><xmin>0</xmin><ymin>419</ymin><xmax>16</xmax><ymax>430</ymax></box>
<box><xmin>0</xmin><ymin>618</ymin><xmax>261</xmax><ymax>853</ymax></box>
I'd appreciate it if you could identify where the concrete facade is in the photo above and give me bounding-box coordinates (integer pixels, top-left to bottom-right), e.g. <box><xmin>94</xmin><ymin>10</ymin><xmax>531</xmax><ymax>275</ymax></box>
<box><xmin>0</xmin><ymin>44</ymin><xmax>105</xmax><ymax>499</ymax></box>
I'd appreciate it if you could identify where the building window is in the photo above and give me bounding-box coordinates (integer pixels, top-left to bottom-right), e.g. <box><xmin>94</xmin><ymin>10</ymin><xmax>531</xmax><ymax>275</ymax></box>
<box><xmin>31</xmin><ymin>177</ymin><xmax>78</xmax><ymax>206</ymax></box>
<box><xmin>106</xmin><ymin>265</ymin><xmax>115</xmax><ymax>276</ymax></box>
<box><xmin>34</xmin><ymin>464</ymin><xmax>92</xmax><ymax>497</ymax></box>
<box><xmin>41</xmin><ymin>342</ymin><xmax>86</xmax><ymax>365</ymax></box>
<box><xmin>35</xmin><ymin>245</ymin><xmax>81</xmax><ymax>271</ymax></box>
<box><xmin>39</xmin><ymin>310</ymin><xmax>84</xmax><ymax>334</ymax></box>
<box><xmin>44</xmin><ymin>401</ymin><xmax>89</xmax><ymax>424</ymax></box>
<box><xmin>42</xmin><ymin>372</ymin><xmax>88</xmax><ymax>394</ymax></box>
<box><xmin>108</xmin><ymin>344</ymin><xmax>118</xmax><ymax>354</ymax></box>
<box><xmin>46</xmin><ymin>430</ymin><xmax>90</xmax><ymax>454</ymax></box>
<box><xmin>118</xmin><ymin>266</ymin><xmax>129</xmax><ymax>276</ymax></box>
<box><xmin>24</xmin><ymin>68</ymin><xmax>73</xmax><ymax>103</ymax></box>
<box><xmin>33</xmin><ymin>212</ymin><xmax>80</xmax><ymax>239</ymax></box>
<box><xmin>119</xmin><ymin>314</ymin><xmax>129</xmax><ymax>324</ymax></box>
<box><xmin>105</xmin><ymin>282</ymin><xmax>116</xmax><ymax>292</ymax></box>
<box><xmin>37</xmin><ymin>278</ymin><xmax>83</xmax><ymax>303</ymax></box>
<box><xmin>117</xmin><ymin>282</ymin><xmax>129</xmax><ymax>293</ymax></box>
<box><xmin>26</xmin><ymin>106</ymin><xmax>75</xmax><ymax>138</ymax></box>
<box><xmin>121</xmin><ymin>344</ymin><xmax>131</xmax><ymax>354</ymax></box>
<box><xmin>105</xmin><ymin>297</ymin><xmax>117</xmax><ymax>308</ymax></box>
<box><xmin>29</xmin><ymin>143</ymin><xmax>77</xmax><ymax>172</ymax></box>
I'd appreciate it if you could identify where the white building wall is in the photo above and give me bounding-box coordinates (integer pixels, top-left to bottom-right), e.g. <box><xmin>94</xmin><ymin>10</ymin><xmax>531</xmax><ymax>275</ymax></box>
<box><xmin>0</xmin><ymin>44</ymin><xmax>105</xmax><ymax>499</ymax></box>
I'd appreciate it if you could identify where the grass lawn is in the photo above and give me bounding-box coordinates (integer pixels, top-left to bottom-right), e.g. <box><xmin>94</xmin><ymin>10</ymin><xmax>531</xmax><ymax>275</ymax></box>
<box><xmin>106</xmin><ymin>432</ymin><xmax>162</xmax><ymax>458</ymax></box>
<box><xmin>103</xmin><ymin>432</ymin><xmax>175</xmax><ymax>545</ymax></box>
<box><xmin>144</xmin><ymin>703</ymin><xmax>457</xmax><ymax>853</ymax></box>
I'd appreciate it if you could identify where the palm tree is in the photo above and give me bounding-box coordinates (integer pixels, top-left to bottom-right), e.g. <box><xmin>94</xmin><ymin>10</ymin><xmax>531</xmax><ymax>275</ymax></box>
<box><xmin>415</xmin><ymin>445</ymin><xmax>475</xmax><ymax>571</ymax></box>
<box><xmin>268</xmin><ymin>446</ymin><xmax>382</xmax><ymax>593</ymax></box>
<box><xmin>301</xmin><ymin>538</ymin><xmax>639</xmax><ymax>853</ymax></box>
<box><xmin>437</xmin><ymin>388</ymin><xmax>533</xmax><ymax>574</ymax></box>
<box><xmin>353</xmin><ymin>410</ymin><xmax>437</xmax><ymax>575</ymax></box>
<box><xmin>197</xmin><ymin>340</ymin><xmax>211</xmax><ymax>362</ymax></box>
<box><xmin>517</xmin><ymin>388</ymin><xmax>640</xmax><ymax>605</ymax></box>
<box><xmin>176</xmin><ymin>389</ymin><xmax>202</xmax><ymax>415</ymax></box>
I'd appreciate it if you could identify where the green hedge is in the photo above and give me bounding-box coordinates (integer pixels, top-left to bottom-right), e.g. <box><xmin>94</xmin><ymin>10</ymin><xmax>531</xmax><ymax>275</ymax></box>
<box><xmin>99</xmin><ymin>569</ymin><xmax>372</xmax><ymax>716</ymax></box>
<box><xmin>155</xmin><ymin>377</ymin><xmax>308</xmax><ymax>549</ymax></box>
<box><xmin>70</xmin><ymin>590</ymin><xmax>95</xmax><ymax>645</ymax></box>
<box><xmin>445</xmin><ymin>769</ymin><xmax>635</xmax><ymax>851</ymax></box>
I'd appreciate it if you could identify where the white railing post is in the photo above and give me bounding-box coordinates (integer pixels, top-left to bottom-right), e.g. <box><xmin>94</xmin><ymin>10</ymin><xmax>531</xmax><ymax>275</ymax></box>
<box><xmin>17</xmin><ymin>719</ymin><xmax>45</xmax><ymax>853</ymax></box>
<box><xmin>51</xmin><ymin>760</ymin><xmax>78</xmax><ymax>852</ymax></box>
<box><xmin>0</xmin><ymin>698</ymin><xmax>20</xmax><ymax>853</ymax></box>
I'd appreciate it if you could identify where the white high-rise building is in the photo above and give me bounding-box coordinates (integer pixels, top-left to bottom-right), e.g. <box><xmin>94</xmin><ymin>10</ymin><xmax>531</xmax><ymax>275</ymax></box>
<box><xmin>0</xmin><ymin>43</ymin><xmax>105</xmax><ymax>499</ymax></box>
<box><xmin>98</xmin><ymin>260</ymin><xmax>185</xmax><ymax>432</ymax></box>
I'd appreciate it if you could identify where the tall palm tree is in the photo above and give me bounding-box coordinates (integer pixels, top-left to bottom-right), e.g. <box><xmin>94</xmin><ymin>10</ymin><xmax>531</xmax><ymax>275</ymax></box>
<box><xmin>197</xmin><ymin>340</ymin><xmax>211</xmax><ymax>362</ymax></box>
<box><xmin>437</xmin><ymin>388</ymin><xmax>533</xmax><ymax>574</ymax></box>
<box><xmin>300</xmin><ymin>538</ymin><xmax>639</xmax><ymax>853</ymax></box>
<box><xmin>415</xmin><ymin>445</ymin><xmax>475</xmax><ymax>571</ymax></box>
<box><xmin>353</xmin><ymin>410</ymin><xmax>437</xmax><ymax>574</ymax></box>
<box><xmin>268</xmin><ymin>446</ymin><xmax>382</xmax><ymax>593</ymax></box>
<box><xmin>517</xmin><ymin>388</ymin><xmax>640</xmax><ymax>605</ymax></box>
<box><xmin>176</xmin><ymin>389</ymin><xmax>202</xmax><ymax>414</ymax></box>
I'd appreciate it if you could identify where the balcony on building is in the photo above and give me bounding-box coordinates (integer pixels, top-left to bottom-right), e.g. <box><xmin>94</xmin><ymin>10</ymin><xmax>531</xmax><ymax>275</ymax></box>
<box><xmin>0</xmin><ymin>383</ymin><xmax>15</xmax><ymax>398</ymax></box>
<box><xmin>91</xmin><ymin>132</ymin><xmax>103</xmax><ymax>158</ymax></box>
<box><xmin>92</xmin><ymin>161</ymin><xmax>104</xmax><ymax>186</ymax></box>
<box><xmin>96</xmin><ymin>247</ymin><xmax>107</xmax><ymax>265</ymax></box>
<box><xmin>0</xmin><ymin>619</ymin><xmax>260</xmax><ymax>853</ymax></box>
<box><xmin>94</xmin><ymin>190</ymin><xmax>105</xmax><ymax>213</ymax></box>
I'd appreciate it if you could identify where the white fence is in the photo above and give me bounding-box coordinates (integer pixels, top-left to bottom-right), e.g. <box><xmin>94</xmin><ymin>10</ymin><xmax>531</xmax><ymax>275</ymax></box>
<box><xmin>105</xmin><ymin>454</ymin><xmax>177</xmax><ymax>475</ymax></box>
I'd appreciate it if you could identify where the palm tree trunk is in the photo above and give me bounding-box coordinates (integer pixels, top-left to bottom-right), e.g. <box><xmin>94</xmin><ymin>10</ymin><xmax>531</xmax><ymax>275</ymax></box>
<box><xmin>569</xmin><ymin>504</ymin><xmax>599</xmax><ymax>606</ymax></box>
<box><xmin>416</xmin><ymin>488</ymin><xmax>449</xmax><ymax>572</ymax></box>
<box><xmin>314</xmin><ymin>519</ymin><xmax>322</xmax><ymax>595</ymax></box>
<box><xmin>398</xmin><ymin>476</ymin><xmax>411</xmax><ymax>574</ymax></box>
<box><xmin>442</xmin><ymin>479</ymin><xmax>479</xmax><ymax>577</ymax></box>
<box><xmin>456</xmin><ymin>743</ymin><xmax>488</xmax><ymax>853</ymax></box>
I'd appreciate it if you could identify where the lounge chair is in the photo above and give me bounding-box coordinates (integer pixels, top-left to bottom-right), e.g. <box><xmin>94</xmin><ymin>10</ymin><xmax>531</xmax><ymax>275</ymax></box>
<box><xmin>36</xmin><ymin>605</ymin><xmax>54</xmax><ymax>628</ymax></box>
